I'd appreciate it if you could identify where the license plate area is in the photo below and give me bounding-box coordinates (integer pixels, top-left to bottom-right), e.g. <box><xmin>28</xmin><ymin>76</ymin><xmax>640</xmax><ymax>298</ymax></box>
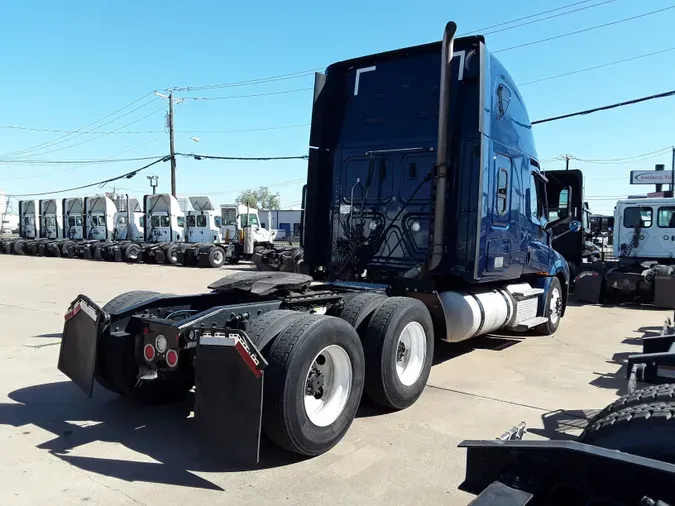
<box><xmin>57</xmin><ymin>296</ymin><xmax>105</xmax><ymax>397</ymax></box>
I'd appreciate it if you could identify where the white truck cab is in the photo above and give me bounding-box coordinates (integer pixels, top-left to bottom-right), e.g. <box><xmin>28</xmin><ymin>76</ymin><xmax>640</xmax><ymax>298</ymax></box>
<box><xmin>84</xmin><ymin>195</ymin><xmax>116</xmax><ymax>240</ymax></box>
<box><xmin>39</xmin><ymin>199</ymin><xmax>64</xmax><ymax>240</ymax></box>
<box><xmin>614</xmin><ymin>198</ymin><xmax>675</xmax><ymax>260</ymax></box>
<box><xmin>64</xmin><ymin>198</ymin><xmax>85</xmax><ymax>240</ymax></box>
<box><xmin>185</xmin><ymin>196</ymin><xmax>222</xmax><ymax>243</ymax></box>
<box><xmin>144</xmin><ymin>194</ymin><xmax>184</xmax><ymax>243</ymax></box>
<box><xmin>19</xmin><ymin>200</ymin><xmax>40</xmax><ymax>239</ymax></box>
<box><xmin>220</xmin><ymin>204</ymin><xmax>276</xmax><ymax>245</ymax></box>
<box><xmin>114</xmin><ymin>197</ymin><xmax>144</xmax><ymax>241</ymax></box>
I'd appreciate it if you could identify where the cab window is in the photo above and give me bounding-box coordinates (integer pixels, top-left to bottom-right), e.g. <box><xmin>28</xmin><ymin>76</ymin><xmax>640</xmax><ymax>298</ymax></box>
<box><xmin>139</xmin><ymin>216</ymin><xmax>145</xmax><ymax>228</ymax></box>
<box><xmin>247</xmin><ymin>214</ymin><xmax>259</xmax><ymax>227</ymax></box>
<box><xmin>222</xmin><ymin>209</ymin><xmax>236</xmax><ymax>226</ymax></box>
<box><xmin>151</xmin><ymin>216</ymin><xmax>160</xmax><ymax>227</ymax></box>
<box><xmin>214</xmin><ymin>216</ymin><xmax>222</xmax><ymax>227</ymax></box>
<box><xmin>197</xmin><ymin>214</ymin><xmax>207</xmax><ymax>227</ymax></box>
<box><xmin>117</xmin><ymin>216</ymin><xmax>127</xmax><ymax>225</ymax></box>
<box><xmin>186</xmin><ymin>215</ymin><xmax>196</xmax><ymax>227</ymax></box>
<box><xmin>174</xmin><ymin>216</ymin><xmax>183</xmax><ymax>228</ymax></box>
<box><xmin>624</xmin><ymin>207</ymin><xmax>652</xmax><ymax>228</ymax></box>
<box><xmin>529</xmin><ymin>173</ymin><xmax>541</xmax><ymax>221</ymax></box>
<box><xmin>68</xmin><ymin>216</ymin><xmax>76</xmax><ymax>226</ymax></box>
<box><xmin>657</xmin><ymin>207</ymin><xmax>675</xmax><ymax>228</ymax></box>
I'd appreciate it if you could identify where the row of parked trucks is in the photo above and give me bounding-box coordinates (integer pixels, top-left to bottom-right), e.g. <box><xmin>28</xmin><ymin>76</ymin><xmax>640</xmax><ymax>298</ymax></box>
<box><xmin>0</xmin><ymin>194</ymin><xmax>277</xmax><ymax>268</ymax></box>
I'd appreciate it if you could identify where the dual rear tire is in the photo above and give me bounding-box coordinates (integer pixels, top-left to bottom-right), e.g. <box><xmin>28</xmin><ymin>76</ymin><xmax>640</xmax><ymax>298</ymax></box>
<box><xmin>246</xmin><ymin>296</ymin><xmax>435</xmax><ymax>456</ymax></box>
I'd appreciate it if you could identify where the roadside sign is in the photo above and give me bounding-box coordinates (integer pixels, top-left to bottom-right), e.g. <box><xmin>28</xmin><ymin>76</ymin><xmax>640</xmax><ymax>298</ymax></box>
<box><xmin>630</xmin><ymin>170</ymin><xmax>673</xmax><ymax>185</ymax></box>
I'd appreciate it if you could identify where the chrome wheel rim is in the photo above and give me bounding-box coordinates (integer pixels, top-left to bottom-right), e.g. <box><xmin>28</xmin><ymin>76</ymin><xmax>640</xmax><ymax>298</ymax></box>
<box><xmin>304</xmin><ymin>345</ymin><xmax>352</xmax><ymax>427</ymax></box>
<box><xmin>395</xmin><ymin>321</ymin><xmax>427</xmax><ymax>386</ymax></box>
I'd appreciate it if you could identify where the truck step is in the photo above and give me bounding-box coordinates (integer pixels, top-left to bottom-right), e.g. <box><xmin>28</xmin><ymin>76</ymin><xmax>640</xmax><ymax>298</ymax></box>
<box><xmin>511</xmin><ymin>288</ymin><xmax>545</xmax><ymax>299</ymax></box>
<box><xmin>513</xmin><ymin>316</ymin><xmax>548</xmax><ymax>331</ymax></box>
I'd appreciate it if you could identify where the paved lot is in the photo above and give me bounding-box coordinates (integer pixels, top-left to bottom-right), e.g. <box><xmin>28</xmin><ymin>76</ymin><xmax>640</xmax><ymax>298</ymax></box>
<box><xmin>0</xmin><ymin>255</ymin><xmax>670</xmax><ymax>505</ymax></box>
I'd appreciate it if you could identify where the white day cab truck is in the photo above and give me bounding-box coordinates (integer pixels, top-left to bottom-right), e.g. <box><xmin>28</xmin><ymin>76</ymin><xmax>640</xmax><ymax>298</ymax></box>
<box><xmin>58</xmin><ymin>23</ymin><xmax>581</xmax><ymax>462</ymax></box>
<box><xmin>574</xmin><ymin>196</ymin><xmax>675</xmax><ymax>307</ymax></box>
<box><xmin>0</xmin><ymin>194</ymin><xmax>248</xmax><ymax>269</ymax></box>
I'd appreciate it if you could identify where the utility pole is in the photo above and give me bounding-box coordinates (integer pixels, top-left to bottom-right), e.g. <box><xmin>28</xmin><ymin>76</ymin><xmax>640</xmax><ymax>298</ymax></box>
<box><xmin>168</xmin><ymin>91</ymin><xmax>177</xmax><ymax>198</ymax></box>
<box><xmin>154</xmin><ymin>91</ymin><xmax>181</xmax><ymax>197</ymax></box>
<box><xmin>671</xmin><ymin>147</ymin><xmax>675</xmax><ymax>196</ymax></box>
<box><xmin>563</xmin><ymin>154</ymin><xmax>573</xmax><ymax>171</ymax></box>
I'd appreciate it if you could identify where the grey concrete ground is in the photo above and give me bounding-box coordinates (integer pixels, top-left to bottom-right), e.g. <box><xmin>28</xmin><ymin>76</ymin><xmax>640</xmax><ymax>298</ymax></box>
<box><xmin>0</xmin><ymin>255</ymin><xmax>670</xmax><ymax>505</ymax></box>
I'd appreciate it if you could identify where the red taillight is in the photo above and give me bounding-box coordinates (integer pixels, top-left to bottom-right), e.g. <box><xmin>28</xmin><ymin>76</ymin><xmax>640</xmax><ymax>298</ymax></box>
<box><xmin>166</xmin><ymin>349</ymin><xmax>179</xmax><ymax>368</ymax></box>
<box><xmin>143</xmin><ymin>343</ymin><xmax>155</xmax><ymax>362</ymax></box>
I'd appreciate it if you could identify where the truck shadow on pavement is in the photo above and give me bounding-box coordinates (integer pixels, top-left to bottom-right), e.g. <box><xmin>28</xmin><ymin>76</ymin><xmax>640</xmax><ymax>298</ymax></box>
<box><xmin>526</xmin><ymin>408</ymin><xmax>600</xmax><ymax>441</ymax></box>
<box><xmin>0</xmin><ymin>381</ymin><xmax>307</xmax><ymax>490</ymax></box>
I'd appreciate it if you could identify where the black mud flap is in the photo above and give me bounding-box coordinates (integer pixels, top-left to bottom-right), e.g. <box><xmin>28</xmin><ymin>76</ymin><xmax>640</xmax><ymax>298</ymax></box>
<box><xmin>57</xmin><ymin>295</ymin><xmax>106</xmax><ymax>397</ymax></box>
<box><xmin>195</xmin><ymin>328</ymin><xmax>267</xmax><ymax>464</ymax></box>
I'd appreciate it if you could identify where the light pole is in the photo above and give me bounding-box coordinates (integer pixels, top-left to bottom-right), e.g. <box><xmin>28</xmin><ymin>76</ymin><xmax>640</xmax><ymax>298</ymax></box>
<box><xmin>147</xmin><ymin>175</ymin><xmax>159</xmax><ymax>195</ymax></box>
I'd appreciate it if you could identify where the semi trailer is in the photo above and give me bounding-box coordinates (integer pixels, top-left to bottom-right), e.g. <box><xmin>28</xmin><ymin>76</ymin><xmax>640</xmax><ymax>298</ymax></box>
<box><xmin>57</xmin><ymin>23</ymin><xmax>579</xmax><ymax>462</ymax></box>
<box><xmin>574</xmin><ymin>196</ymin><xmax>675</xmax><ymax>306</ymax></box>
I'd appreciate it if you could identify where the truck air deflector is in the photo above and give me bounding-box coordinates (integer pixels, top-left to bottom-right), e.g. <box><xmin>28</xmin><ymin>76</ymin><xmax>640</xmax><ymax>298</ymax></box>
<box><xmin>57</xmin><ymin>295</ymin><xmax>106</xmax><ymax>398</ymax></box>
<box><xmin>195</xmin><ymin>329</ymin><xmax>266</xmax><ymax>464</ymax></box>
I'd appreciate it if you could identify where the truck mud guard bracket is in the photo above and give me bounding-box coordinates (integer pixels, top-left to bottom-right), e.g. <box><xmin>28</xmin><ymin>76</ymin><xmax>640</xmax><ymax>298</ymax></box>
<box><xmin>626</xmin><ymin>313</ymin><xmax>675</xmax><ymax>386</ymax></box>
<box><xmin>57</xmin><ymin>295</ymin><xmax>108</xmax><ymax>397</ymax></box>
<box><xmin>194</xmin><ymin>328</ymin><xmax>268</xmax><ymax>465</ymax></box>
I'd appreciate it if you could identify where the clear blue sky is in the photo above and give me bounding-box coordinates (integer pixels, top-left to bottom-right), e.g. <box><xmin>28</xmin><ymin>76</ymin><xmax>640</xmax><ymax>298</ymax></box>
<box><xmin>1</xmin><ymin>0</ymin><xmax>674</xmax><ymax>215</ymax></box>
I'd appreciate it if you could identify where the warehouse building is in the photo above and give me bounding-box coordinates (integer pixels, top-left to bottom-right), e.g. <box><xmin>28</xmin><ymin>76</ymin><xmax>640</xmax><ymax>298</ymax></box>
<box><xmin>260</xmin><ymin>209</ymin><xmax>302</xmax><ymax>240</ymax></box>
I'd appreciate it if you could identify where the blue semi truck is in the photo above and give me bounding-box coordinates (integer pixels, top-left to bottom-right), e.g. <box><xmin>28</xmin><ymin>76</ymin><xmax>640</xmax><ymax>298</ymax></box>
<box><xmin>57</xmin><ymin>22</ymin><xmax>580</xmax><ymax>462</ymax></box>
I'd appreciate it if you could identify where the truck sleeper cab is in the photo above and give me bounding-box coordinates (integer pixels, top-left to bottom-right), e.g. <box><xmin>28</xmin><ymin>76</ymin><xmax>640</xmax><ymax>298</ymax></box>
<box><xmin>57</xmin><ymin>22</ymin><xmax>571</xmax><ymax>464</ymax></box>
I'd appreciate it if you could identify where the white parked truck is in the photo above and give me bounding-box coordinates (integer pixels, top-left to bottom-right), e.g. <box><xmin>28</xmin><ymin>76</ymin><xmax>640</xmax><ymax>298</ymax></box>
<box><xmin>220</xmin><ymin>203</ymin><xmax>277</xmax><ymax>263</ymax></box>
<box><xmin>575</xmin><ymin>197</ymin><xmax>675</xmax><ymax>306</ymax></box>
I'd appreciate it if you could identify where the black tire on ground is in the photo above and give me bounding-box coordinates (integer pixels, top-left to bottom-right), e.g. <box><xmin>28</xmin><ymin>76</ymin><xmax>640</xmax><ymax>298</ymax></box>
<box><xmin>362</xmin><ymin>297</ymin><xmax>434</xmax><ymax>411</ymax></box>
<box><xmin>246</xmin><ymin>309</ymin><xmax>305</xmax><ymax>352</ymax></box>
<box><xmin>337</xmin><ymin>292</ymin><xmax>389</xmax><ymax>334</ymax></box>
<box><xmin>61</xmin><ymin>241</ymin><xmax>76</xmax><ymax>258</ymax></box>
<box><xmin>97</xmin><ymin>290</ymin><xmax>194</xmax><ymax>403</ymax></box>
<box><xmin>124</xmin><ymin>243</ymin><xmax>142</xmax><ymax>262</ymax></box>
<box><xmin>579</xmin><ymin>401</ymin><xmax>675</xmax><ymax>464</ymax></box>
<box><xmin>583</xmin><ymin>383</ymin><xmax>675</xmax><ymax>427</ymax></box>
<box><xmin>13</xmin><ymin>240</ymin><xmax>26</xmax><ymax>255</ymax></box>
<box><xmin>207</xmin><ymin>246</ymin><xmax>225</xmax><ymax>268</ymax></box>
<box><xmin>262</xmin><ymin>314</ymin><xmax>365</xmax><ymax>456</ymax></box>
<box><xmin>535</xmin><ymin>276</ymin><xmax>563</xmax><ymax>335</ymax></box>
<box><xmin>164</xmin><ymin>244</ymin><xmax>180</xmax><ymax>265</ymax></box>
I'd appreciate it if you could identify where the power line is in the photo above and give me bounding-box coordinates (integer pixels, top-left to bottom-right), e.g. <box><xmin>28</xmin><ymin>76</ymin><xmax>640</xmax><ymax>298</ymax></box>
<box><xmin>480</xmin><ymin>0</ymin><xmax>619</xmax><ymax>36</ymax></box>
<box><xmin>7</xmin><ymin>157</ymin><xmax>170</xmax><ymax>197</ymax></box>
<box><xmin>532</xmin><ymin>89</ymin><xmax>675</xmax><ymax>125</ymax></box>
<box><xmin>182</xmin><ymin>88</ymin><xmax>313</xmax><ymax>101</ymax></box>
<box><xmin>461</xmin><ymin>0</ymin><xmax>600</xmax><ymax>33</ymax></box>
<box><xmin>178</xmin><ymin>152</ymin><xmax>308</xmax><ymax>161</ymax></box>
<box><xmin>2</xmin><ymin>135</ymin><xmax>167</xmax><ymax>181</ymax></box>
<box><xmin>8</xmin><ymin>106</ymin><xmax>166</xmax><ymax>159</ymax></box>
<box><xmin>0</xmin><ymin>155</ymin><xmax>164</xmax><ymax>165</ymax></box>
<box><xmin>170</xmin><ymin>68</ymin><xmax>322</xmax><ymax>92</ymax></box>
<box><xmin>0</xmin><ymin>124</ymin><xmax>164</xmax><ymax>134</ymax></box>
<box><xmin>173</xmin><ymin>1</ymin><xmax>611</xmax><ymax>93</ymax></box>
<box><xmin>519</xmin><ymin>46</ymin><xmax>675</xmax><ymax>86</ymax></box>
<box><xmin>2</xmin><ymin>92</ymin><xmax>157</xmax><ymax>157</ymax></box>
<box><xmin>494</xmin><ymin>5</ymin><xmax>675</xmax><ymax>53</ymax></box>
<box><xmin>0</xmin><ymin>122</ymin><xmax>310</xmax><ymax>135</ymax></box>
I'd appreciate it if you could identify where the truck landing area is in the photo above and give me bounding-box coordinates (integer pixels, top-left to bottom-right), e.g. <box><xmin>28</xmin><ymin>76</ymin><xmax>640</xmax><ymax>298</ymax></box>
<box><xmin>0</xmin><ymin>255</ymin><xmax>669</xmax><ymax>505</ymax></box>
